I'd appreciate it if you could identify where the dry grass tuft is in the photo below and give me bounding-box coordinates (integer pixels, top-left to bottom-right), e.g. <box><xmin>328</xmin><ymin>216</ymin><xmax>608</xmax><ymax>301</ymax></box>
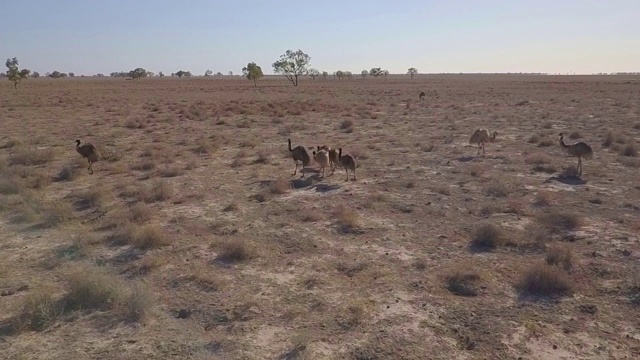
<box><xmin>77</xmin><ymin>186</ymin><xmax>109</xmax><ymax>208</ymax></box>
<box><xmin>132</xmin><ymin>224</ymin><xmax>169</xmax><ymax>249</ymax></box>
<box><xmin>545</xmin><ymin>244</ymin><xmax>573</xmax><ymax>271</ymax></box>
<box><xmin>13</xmin><ymin>289</ymin><xmax>62</xmax><ymax>331</ymax></box>
<box><xmin>527</xmin><ymin>134</ymin><xmax>540</xmax><ymax>144</ymax></box>
<box><xmin>142</xmin><ymin>180</ymin><xmax>173</xmax><ymax>203</ymax></box>
<box><xmin>602</xmin><ymin>130</ymin><xmax>614</xmax><ymax>148</ymax></box>
<box><xmin>336</xmin><ymin>300</ymin><xmax>366</xmax><ymax>330</ymax></box>
<box><xmin>120</xmin><ymin>282</ymin><xmax>154</xmax><ymax>323</ymax></box>
<box><xmin>620</xmin><ymin>140</ymin><xmax>638</xmax><ymax>157</ymax></box>
<box><xmin>158</xmin><ymin>165</ymin><xmax>184</xmax><ymax>177</ymax></box>
<box><xmin>517</xmin><ymin>262</ymin><xmax>573</xmax><ymax>297</ymax></box>
<box><xmin>446</xmin><ymin>267</ymin><xmax>481</xmax><ymax>296</ymax></box>
<box><xmin>41</xmin><ymin>202</ymin><xmax>75</xmax><ymax>228</ymax></box>
<box><xmin>486</xmin><ymin>180</ymin><xmax>509</xmax><ymax>197</ymax></box>
<box><xmin>128</xmin><ymin>203</ymin><xmax>153</xmax><ymax>224</ymax></box>
<box><xmin>470</xmin><ymin>223</ymin><xmax>504</xmax><ymax>250</ymax></box>
<box><xmin>66</xmin><ymin>265</ymin><xmax>122</xmax><ymax>310</ymax></box>
<box><xmin>536</xmin><ymin>210</ymin><xmax>582</xmax><ymax>235</ymax></box>
<box><xmin>334</xmin><ymin>205</ymin><xmax>360</xmax><ymax>234</ymax></box>
<box><xmin>56</xmin><ymin>164</ymin><xmax>80</xmax><ymax>181</ymax></box>
<box><xmin>340</xmin><ymin>119</ymin><xmax>354</xmax><ymax>132</ymax></box>
<box><xmin>299</xmin><ymin>209</ymin><xmax>324</xmax><ymax>222</ymax></box>
<box><xmin>269</xmin><ymin>178</ymin><xmax>291</xmax><ymax>194</ymax></box>
<box><xmin>216</xmin><ymin>239</ymin><xmax>255</xmax><ymax>263</ymax></box>
<box><xmin>537</xmin><ymin>138</ymin><xmax>554</xmax><ymax>147</ymax></box>
<box><xmin>9</xmin><ymin>148</ymin><xmax>55</xmax><ymax>166</ymax></box>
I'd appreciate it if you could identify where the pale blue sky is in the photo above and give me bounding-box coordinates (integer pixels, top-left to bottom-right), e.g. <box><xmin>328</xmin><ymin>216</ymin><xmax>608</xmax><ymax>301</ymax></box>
<box><xmin>2</xmin><ymin>0</ymin><xmax>639</xmax><ymax>75</ymax></box>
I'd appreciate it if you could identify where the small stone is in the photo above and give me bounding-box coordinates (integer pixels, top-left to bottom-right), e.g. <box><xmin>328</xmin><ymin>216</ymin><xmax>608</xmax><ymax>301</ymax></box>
<box><xmin>553</xmin><ymin>345</ymin><xmax>558</xmax><ymax>350</ymax></box>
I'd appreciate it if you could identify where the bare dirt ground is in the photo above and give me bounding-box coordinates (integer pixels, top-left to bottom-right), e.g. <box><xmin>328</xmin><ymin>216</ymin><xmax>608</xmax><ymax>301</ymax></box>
<box><xmin>1</xmin><ymin>75</ymin><xmax>639</xmax><ymax>359</ymax></box>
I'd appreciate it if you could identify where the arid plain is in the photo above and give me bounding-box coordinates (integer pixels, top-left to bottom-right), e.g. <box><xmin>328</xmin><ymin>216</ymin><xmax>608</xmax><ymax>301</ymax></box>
<box><xmin>1</xmin><ymin>75</ymin><xmax>639</xmax><ymax>359</ymax></box>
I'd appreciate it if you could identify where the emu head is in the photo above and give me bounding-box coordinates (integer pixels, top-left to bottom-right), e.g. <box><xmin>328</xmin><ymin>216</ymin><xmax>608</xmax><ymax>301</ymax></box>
<box><xmin>75</xmin><ymin>139</ymin><xmax>81</xmax><ymax>146</ymax></box>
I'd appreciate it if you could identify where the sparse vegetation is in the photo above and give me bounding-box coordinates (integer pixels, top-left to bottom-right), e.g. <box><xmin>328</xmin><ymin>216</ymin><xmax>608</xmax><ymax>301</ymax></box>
<box><xmin>546</xmin><ymin>243</ymin><xmax>573</xmax><ymax>271</ymax></box>
<box><xmin>517</xmin><ymin>262</ymin><xmax>573</xmax><ymax>297</ymax></box>
<box><xmin>470</xmin><ymin>223</ymin><xmax>504</xmax><ymax>250</ymax></box>
<box><xmin>446</xmin><ymin>267</ymin><xmax>481</xmax><ymax>296</ymax></box>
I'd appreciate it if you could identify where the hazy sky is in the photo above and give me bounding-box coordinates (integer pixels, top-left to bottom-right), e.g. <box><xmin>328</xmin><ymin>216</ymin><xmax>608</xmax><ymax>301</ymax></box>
<box><xmin>2</xmin><ymin>0</ymin><xmax>639</xmax><ymax>75</ymax></box>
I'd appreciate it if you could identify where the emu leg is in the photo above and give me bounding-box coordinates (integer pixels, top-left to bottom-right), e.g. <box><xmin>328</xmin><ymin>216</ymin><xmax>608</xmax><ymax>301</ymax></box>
<box><xmin>477</xmin><ymin>143</ymin><xmax>481</xmax><ymax>155</ymax></box>
<box><xmin>88</xmin><ymin>161</ymin><xmax>94</xmax><ymax>174</ymax></box>
<box><xmin>345</xmin><ymin>167</ymin><xmax>349</xmax><ymax>181</ymax></box>
<box><xmin>353</xmin><ymin>168</ymin><xmax>357</xmax><ymax>181</ymax></box>
<box><xmin>482</xmin><ymin>142</ymin><xmax>486</xmax><ymax>155</ymax></box>
<box><xmin>578</xmin><ymin>158</ymin><xmax>582</xmax><ymax>176</ymax></box>
<box><xmin>293</xmin><ymin>162</ymin><xmax>298</xmax><ymax>176</ymax></box>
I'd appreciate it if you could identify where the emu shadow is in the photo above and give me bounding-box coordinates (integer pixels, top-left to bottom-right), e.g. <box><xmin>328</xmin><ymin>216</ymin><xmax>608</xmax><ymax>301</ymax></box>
<box><xmin>544</xmin><ymin>175</ymin><xmax>587</xmax><ymax>186</ymax></box>
<box><xmin>457</xmin><ymin>156</ymin><xmax>475</xmax><ymax>163</ymax></box>
<box><xmin>312</xmin><ymin>183</ymin><xmax>341</xmax><ymax>193</ymax></box>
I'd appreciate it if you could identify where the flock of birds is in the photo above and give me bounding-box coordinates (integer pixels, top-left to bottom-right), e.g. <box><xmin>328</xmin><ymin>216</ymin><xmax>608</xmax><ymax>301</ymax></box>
<box><xmin>74</xmin><ymin>121</ymin><xmax>594</xmax><ymax>182</ymax></box>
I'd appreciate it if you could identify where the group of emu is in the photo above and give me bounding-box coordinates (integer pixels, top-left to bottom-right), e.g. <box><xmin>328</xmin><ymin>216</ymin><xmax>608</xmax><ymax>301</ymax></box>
<box><xmin>74</xmin><ymin>128</ymin><xmax>593</xmax><ymax>180</ymax></box>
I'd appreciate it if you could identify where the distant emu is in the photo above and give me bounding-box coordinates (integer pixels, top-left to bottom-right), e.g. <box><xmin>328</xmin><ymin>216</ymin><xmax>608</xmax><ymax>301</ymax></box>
<box><xmin>75</xmin><ymin>139</ymin><xmax>101</xmax><ymax>174</ymax></box>
<box><xmin>469</xmin><ymin>129</ymin><xmax>498</xmax><ymax>155</ymax></box>
<box><xmin>419</xmin><ymin>91</ymin><xmax>426</xmax><ymax>100</ymax></box>
<box><xmin>559</xmin><ymin>133</ymin><xmax>593</xmax><ymax>177</ymax></box>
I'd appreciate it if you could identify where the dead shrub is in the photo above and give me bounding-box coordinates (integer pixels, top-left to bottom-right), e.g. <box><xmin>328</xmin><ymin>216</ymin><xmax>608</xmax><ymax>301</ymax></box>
<box><xmin>41</xmin><ymin>202</ymin><xmax>74</xmax><ymax>227</ymax></box>
<box><xmin>120</xmin><ymin>282</ymin><xmax>154</xmax><ymax>322</ymax></box>
<box><xmin>542</xmin><ymin>122</ymin><xmax>553</xmax><ymax>129</ymax></box>
<box><xmin>340</xmin><ymin>119</ymin><xmax>354</xmax><ymax>131</ymax></box>
<box><xmin>299</xmin><ymin>209</ymin><xmax>323</xmax><ymax>222</ymax></box>
<box><xmin>129</xmin><ymin>203</ymin><xmax>153</xmax><ymax>224</ymax></box>
<box><xmin>486</xmin><ymin>180</ymin><xmax>509</xmax><ymax>197</ymax></box>
<box><xmin>619</xmin><ymin>157</ymin><xmax>640</xmax><ymax>168</ymax></box>
<box><xmin>446</xmin><ymin>267</ymin><xmax>481</xmax><ymax>296</ymax></box>
<box><xmin>1</xmin><ymin>138</ymin><xmax>22</xmax><ymax>149</ymax></box>
<box><xmin>130</xmin><ymin>159</ymin><xmax>156</xmax><ymax>171</ymax></box>
<box><xmin>133</xmin><ymin>224</ymin><xmax>168</xmax><ymax>249</ymax></box>
<box><xmin>193</xmin><ymin>137</ymin><xmax>215</xmax><ymax>154</ymax></box>
<box><xmin>9</xmin><ymin>148</ymin><xmax>55</xmax><ymax>166</ymax></box>
<box><xmin>517</xmin><ymin>262</ymin><xmax>573</xmax><ymax>297</ymax></box>
<box><xmin>334</xmin><ymin>205</ymin><xmax>360</xmax><ymax>234</ymax></box>
<box><xmin>0</xmin><ymin>174</ymin><xmax>22</xmax><ymax>195</ymax></box>
<box><xmin>269</xmin><ymin>179</ymin><xmax>291</xmax><ymax>194</ymax></box>
<box><xmin>77</xmin><ymin>187</ymin><xmax>109</xmax><ymax>208</ymax></box>
<box><xmin>537</xmin><ymin>138</ymin><xmax>554</xmax><ymax>147</ymax></box>
<box><xmin>216</xmin><ymin>239</ymin><xmax>255</xmax><ymax>263</ymax></box>
<box><xmin>527</xmin><ymin>134</ymin><xmax>540</xmax><ymax>143</ymax></box>
<box><xmin>14</xmin><ymin>289</ymin><xmax>62</xmax><ymax>331</ymax></box>
<box><xmin>158</xmin><ymin>165</ymin><xmax>184</xmax><ymax>177</ymax></box>
<box><xmin>536</xmin><ymin>210</ymin><xmax>581</xmax><ymax>235</ymax></box>
<box><xmin>222</xmin><ymin>202</ymin><xmax>239</xmax><ymax>212</ymax></box>
<box><xmin>524</xmin><ymin>153</ymin><xmax>552</xmax><ymax>165</ymax></box>
<box><xmin>185</xmin><ymin>263</ymin><xmax>224</xmax><ymax>292</ymax></box>
<box><xmin>470</xmin><ymin>223</ymin><xmax>503</xmax><ymax>250</ymax></box>
<box><xmin>546</xmin><ymin>244</ymin><xmax>573</xmax><ymax>271</ymax></box>
<box><xmin>534</xmin><ymin>191</ymin><xmax>554</xmax><ymax>207</ymax></box>
<box><xmin>142</xmin><ymin>180</ymin><xmax>172</xmax><ymax>203</ymax></box>
<box><xmin>620</xmin><ymin>140</ymin><xmax>638</xmax><ymax>157</ymax></box>
<box><xmin>56</xmin><ymin>164</ymin><xmax>80</xmax><ymax>181</ymax></box>
<box><xmin>66</xmin><ymin>265</ymin><xmax>121</xmax><ymax>310</ymax></box>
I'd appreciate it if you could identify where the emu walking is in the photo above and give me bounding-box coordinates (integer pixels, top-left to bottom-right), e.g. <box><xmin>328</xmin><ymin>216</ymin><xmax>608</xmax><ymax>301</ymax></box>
<box><xmin>75</xmin><ymin>139</ymin><xmax>101</xmax><ymax>174</ymax></box>
<box><xmin>559</xmin><ymin>133</ymin><xmax>593</xmax><ymax>176</ymax></box>
<box><xmin>288</xmin><ymin>138</ymin><xmax>311</xmax><ymax>177</ymax></box>
<box><xmin>469</xmin><ymin>129</ymin><xmax>497</xmax><ymax>155</ymax></box>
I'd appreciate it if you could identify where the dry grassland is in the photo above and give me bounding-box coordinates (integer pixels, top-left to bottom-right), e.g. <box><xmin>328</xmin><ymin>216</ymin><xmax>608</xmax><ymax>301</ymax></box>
<box><xmin>1</xmin><ymin>75</ymin><xmax>639</xmax><ymax>359</ymax></box>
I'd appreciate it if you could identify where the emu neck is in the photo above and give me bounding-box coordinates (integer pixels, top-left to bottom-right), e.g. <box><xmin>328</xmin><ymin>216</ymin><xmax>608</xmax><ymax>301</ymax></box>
<box><xmin>288</xmin><ymin>140</ymin><xmax>292</xmax><ymax>152</ymax></box>
<box><xmin>559</xmin><ymin>137</ymin><xmax>568</xmax><ymax>148</ymax></box>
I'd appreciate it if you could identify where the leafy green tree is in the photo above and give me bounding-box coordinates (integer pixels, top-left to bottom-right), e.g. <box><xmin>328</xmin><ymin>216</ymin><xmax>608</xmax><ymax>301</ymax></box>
<box><xmin>272</xmin><ymin>49</ymin><xmax>310</xmax><ymax>86</ymax></box>
<box><xmin>204</xmin><ymin>69</ymin><xmax>213</xmax><ymax>77</ymax></box>
<box><xmin>361</xmin><ymin>70</ymin><xmax>368</xmax><ymax>79</ymax></box>
<box><xmin>336</xmin><ymin>70</ymin><xmax>344</xmax><ymax>80</ymax></box>
<box><xmin>69</xmin><ymin>72</ymin><xmax>75</xmax><ymax>77</ymax></box>
<box><xmin>176</xmin><ymin>70</ymin><xmax>185</xmax><ymax>78</ymax></box>
<box><xmin>382</xmin><ymin>69</ymin><xmax>389</xmax><ymax>79</ymax></box>
<box><xmin>321</xmin><ymin>71</ymin><xmax>328</xmax><ymax>80</ymax></box>
<box><xmin>407</xmin><ymin>67</ymin><xmax>418</xmax><ymax>79</ymax></box>
<box><xmin>242</xmin><ymin>62</ymin><xmax>264</xmax><ymax>87</ymax></box>
<box><xmin>345</xmin><ymin>71</ymin><xmax>353</xmax><ymax>80</ymax></box>
<box><xmin>49</xmin><ymin>71</ymin><xmax>62</xmax><ymax>78</ymax></box>
<box><xmin>5</xmin><ymin>57</ymin><xmax>31</xmax><ymax>89</ymax></box>
<box><xmin>308</xmin><ymin>68</ymin><xmax>319</xmax><ymax>80</ymax></box>
<box><xmin>32</xmin><ymin>71</ymin><xmax>40</xmax><ymax>78</ymax></box>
